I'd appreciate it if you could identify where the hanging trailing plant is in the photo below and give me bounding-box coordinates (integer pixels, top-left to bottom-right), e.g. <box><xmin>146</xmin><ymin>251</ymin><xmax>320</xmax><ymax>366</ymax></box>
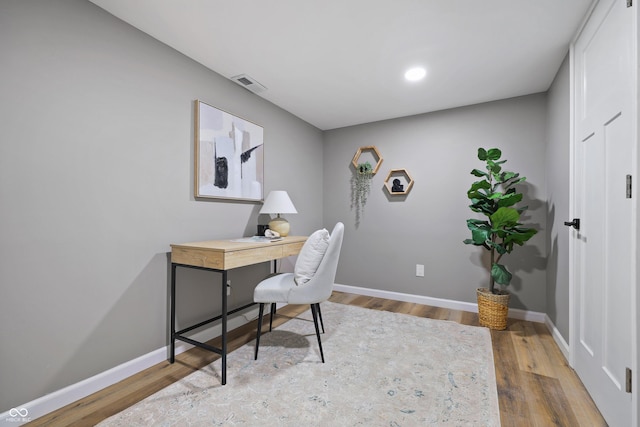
<box><xmin>351</xmin><ymin>161</ymin><xmax>373</xmax><ymax>225</ymax></box>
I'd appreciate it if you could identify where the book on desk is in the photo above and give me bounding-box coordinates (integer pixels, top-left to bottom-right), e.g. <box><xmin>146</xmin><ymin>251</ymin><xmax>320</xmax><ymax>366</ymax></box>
<box><xmin>230</xmin><ymin>236</ymin><xmax>283</xmax><ymax>243</ymax></box>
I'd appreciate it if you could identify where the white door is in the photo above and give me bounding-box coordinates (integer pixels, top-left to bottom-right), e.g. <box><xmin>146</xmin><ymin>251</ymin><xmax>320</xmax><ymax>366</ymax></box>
<box><xmin>571</xmin><ymin>0</ymin><xmax>636</xmax><ymax>425</ymax></box>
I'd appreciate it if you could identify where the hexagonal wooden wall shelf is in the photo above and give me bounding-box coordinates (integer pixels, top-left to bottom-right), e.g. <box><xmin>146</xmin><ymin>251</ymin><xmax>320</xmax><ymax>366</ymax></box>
<box><xmin>384</xmin><ymin>168</ymin><xmax>414</xmax><ymax>195</ymax></box>
<box><xmin>351</xmin><ymin>146</ymin><xmax>383</xmax><ymax>175</ymax></box>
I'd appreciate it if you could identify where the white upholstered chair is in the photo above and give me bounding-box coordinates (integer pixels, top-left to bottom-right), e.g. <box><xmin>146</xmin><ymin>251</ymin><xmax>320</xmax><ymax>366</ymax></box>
<box><xmin>253</xmin><ymin>222</ymin><xmax>344</xmax><ymax>362</ymax></box>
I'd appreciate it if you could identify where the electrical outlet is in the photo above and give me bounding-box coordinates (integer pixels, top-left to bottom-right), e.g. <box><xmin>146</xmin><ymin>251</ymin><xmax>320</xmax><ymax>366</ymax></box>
<box><xmin>416</xmin><ymin>264</ymin><xmax>425</xmax><ymax>277</ymax></box>
<box><xmin>227</xmin><ymin>280</ymin><xmax>231</xmax><ymax>296</ymax></box>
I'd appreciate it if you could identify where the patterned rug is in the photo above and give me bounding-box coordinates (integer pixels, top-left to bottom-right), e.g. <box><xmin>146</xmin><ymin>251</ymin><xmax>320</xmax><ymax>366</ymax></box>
<box><xmin>99</xmin><ymin>302</ymin><xmax>500</xmax><ymax>426</ymax></box>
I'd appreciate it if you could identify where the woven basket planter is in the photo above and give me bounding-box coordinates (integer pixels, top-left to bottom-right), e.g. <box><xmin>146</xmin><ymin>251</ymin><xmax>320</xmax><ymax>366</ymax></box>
<box><xmin>477</xmin><ymin>288</ymin><xmax>510</xmax><ymax>330</ymax></box>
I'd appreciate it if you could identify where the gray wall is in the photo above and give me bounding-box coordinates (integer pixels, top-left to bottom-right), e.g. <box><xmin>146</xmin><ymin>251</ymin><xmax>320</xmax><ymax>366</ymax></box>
<box><xmin>545</xmin><ymin>53</ymin><xmax>571</xmax><ymax>341</ymax></box>
<box><xmin>323</xmin><ymin>94</ymin><xmax>548</xmax><ymax>311</ymax></box>
<box><xmin>0</xmin><ymin>0</ymin><xmax>324</xmax><ymax>411</ymax></box>
<box><xmin>0</xmin><ymin>0</ymin><xmax>574</xmax><ymax>414</ymax></box>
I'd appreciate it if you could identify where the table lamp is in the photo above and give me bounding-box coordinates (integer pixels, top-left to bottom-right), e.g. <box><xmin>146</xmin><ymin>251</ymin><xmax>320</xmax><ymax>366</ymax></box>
<box><xmin>259</xmin><ymin>190</ymin><xmax>297</xmax><ymax>237</ymax></box>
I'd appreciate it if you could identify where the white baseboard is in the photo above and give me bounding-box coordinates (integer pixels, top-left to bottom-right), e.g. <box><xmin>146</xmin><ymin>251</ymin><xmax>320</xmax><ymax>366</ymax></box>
<box><xmin>545</xmin><ymin>314</ymin><xmax>570</xmax><ymax>361</ymax></box>
<box><xmin>333</xmin><ymin>283</ymin><xmax>547</xmax><ymax>323</ymax></box>
<box><xmin>1</xmin><ymin>306</ymin><xmax>264</xmax><ymax>425</ymax></box>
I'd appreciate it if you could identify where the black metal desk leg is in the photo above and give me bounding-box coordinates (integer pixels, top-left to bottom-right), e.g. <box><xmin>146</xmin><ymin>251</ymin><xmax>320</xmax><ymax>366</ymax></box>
<box><xmin>170</xmin><ymin>263</ymin><xmax>177</xmax><ymax>363</ymax></box>
<box><xmin>221</xmin><ymin>270</ymin><xmax>228</xmax><ymax>385</ymax></box>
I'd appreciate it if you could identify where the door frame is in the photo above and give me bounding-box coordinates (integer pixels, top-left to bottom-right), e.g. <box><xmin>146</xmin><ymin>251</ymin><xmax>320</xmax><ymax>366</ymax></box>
<box><xmin>568</xmin><ymin>0</ymin><xmax>638</xmax><ymax>424</ymax></box>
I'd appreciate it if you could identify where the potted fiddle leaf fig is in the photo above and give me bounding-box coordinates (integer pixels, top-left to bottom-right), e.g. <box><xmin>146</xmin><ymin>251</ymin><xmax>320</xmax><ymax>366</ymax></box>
<box><xmin>464</xmin><ymin>148</ymin><xmax>537</xmax><ymax>330</ymax></box>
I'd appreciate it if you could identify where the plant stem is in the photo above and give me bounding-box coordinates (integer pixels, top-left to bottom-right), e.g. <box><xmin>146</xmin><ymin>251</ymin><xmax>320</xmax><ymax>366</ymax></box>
<box><xmin>490</xmin><ymin>235</ymin><xmax>495</xmax><ymax>293</ymax></box>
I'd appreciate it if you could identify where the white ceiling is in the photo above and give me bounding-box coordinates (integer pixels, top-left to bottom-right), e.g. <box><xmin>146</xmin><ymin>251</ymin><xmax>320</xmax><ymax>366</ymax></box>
<box><xmin>89</xmin><ymin>0</ymin><xmax>593</xmax><ymax>130</ymax></box>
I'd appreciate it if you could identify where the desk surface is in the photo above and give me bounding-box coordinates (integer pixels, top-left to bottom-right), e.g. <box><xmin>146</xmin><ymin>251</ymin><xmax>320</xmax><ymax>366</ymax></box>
<box><xmin>170</xmin><ymin>235</ymin><xmax>307</xmax><ymax>270</ymax></box>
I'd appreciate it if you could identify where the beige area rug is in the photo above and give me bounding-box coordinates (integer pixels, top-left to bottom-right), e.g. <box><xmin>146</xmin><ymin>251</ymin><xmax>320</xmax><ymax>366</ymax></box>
<box><xmin>99</xmin><ymin>302</ymin><xmax>500</xmax><ymax>426</ymax></box>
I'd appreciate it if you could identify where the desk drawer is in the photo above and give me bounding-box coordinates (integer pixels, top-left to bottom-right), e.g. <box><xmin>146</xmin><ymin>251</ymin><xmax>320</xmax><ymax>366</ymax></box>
<box><xmin>225</xmin><ymin>246</ymin><xmax>284</xmax><ymax>269</ymax></box>
<box><xmin>282</xmin><ymin>241</ymin><xmax>304</xmax><ymax>257</ymax></box>
<box><xmin>172</xmin><ymin>248</ymin><xmax>224</xmax><ymax>269</ymax></box>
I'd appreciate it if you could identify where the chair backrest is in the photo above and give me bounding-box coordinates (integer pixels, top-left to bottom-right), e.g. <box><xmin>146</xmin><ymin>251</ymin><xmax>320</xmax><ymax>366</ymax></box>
<box><xmin>288</xmin><ymin>222</ymin><xmax>344</xmax><ymax>304</ymax></box>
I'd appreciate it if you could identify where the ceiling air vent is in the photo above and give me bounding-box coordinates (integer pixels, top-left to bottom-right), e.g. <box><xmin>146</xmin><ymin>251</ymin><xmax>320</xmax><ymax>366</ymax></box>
<box><xmin>230</xmin><ymin>74</ymin><xmax>267</xmax><ymax>94</ymax></box>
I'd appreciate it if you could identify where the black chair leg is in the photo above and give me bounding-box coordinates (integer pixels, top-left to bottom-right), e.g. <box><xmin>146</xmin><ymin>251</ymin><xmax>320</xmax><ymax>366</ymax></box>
<box><xmin>317</xmin><ymin>303</ymin><xmax>325</xmax><ymax>333</ymax></box>
<box><xmin>310</xmin><ymin>303</ymin><xmax>325</xmax><ymax>363</ymax></box>
<box><xmin>254</xmin><ymin>303</ymin><xmax>265</xmax><ymax>360</ymax></box>
<box><xmin>269</xmin><ymin>302</ymin><xmax>277</xmax><ymax>332</ymax></box>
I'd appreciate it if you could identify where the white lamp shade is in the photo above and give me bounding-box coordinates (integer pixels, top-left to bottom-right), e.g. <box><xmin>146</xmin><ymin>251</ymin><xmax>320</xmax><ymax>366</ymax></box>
<box><xmin>259</xmin><ymin>191</ymin><xmax>298</xmax><ymax>214</ymax></box>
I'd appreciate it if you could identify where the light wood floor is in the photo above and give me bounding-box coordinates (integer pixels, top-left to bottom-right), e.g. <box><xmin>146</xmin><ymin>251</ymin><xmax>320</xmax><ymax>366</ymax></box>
<box><xmin>29</xmin><ymin>291</ymin><xmax>607</xmax><ymax>426</ymax></box>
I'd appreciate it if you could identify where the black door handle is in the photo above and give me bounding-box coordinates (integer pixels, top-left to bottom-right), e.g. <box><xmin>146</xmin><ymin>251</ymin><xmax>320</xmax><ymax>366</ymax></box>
<box><xmin>564</xmin><ymin>218</ymin><xmax>580</xmax><ymax>230</ymax></box>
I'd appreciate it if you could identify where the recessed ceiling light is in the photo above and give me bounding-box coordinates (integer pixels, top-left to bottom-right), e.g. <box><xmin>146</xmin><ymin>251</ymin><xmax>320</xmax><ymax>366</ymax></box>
<box><xmin>404</xmin><ymin>67</ymin><xmax>426</xmax><ymax>82</ymax></box>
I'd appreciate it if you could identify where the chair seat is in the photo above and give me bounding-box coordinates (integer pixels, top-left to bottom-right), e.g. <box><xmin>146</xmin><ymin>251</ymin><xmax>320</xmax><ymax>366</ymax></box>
<box><xmin>253</xmin><ymin>273</ymin><xmax>296</xmax><ymax>303</ymax></box>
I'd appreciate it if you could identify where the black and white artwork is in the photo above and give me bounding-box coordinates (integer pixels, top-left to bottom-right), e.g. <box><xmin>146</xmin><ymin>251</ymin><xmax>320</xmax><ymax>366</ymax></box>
<box><xmin>195</xmin><ymin>100</ymin><xmax>264</xmax><ymax>201</ymax></box>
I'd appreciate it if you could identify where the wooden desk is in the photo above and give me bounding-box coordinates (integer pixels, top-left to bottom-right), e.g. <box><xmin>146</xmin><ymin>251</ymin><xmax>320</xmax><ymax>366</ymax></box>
<box><xmin>169</xmin><ymin>236</ymin><xmax>307</xmax><ymax>385</ymax></box>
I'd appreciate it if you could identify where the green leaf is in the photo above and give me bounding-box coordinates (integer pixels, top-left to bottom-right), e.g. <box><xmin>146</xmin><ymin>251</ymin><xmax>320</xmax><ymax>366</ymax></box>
<box><xmin>467</xmin><ymin>180</ymin><xmax>491</xmax><ymax>200</ymax></box>
<box><xmin>504</xmin><ymin>227</ymin><xmax>537</xmax><ymax>245</ymax></box>
<box><xmin>471</xmin><ymin>169</ymin><xmax>488</xmax><ymax>178</ymax></box>
<box><xmin>500</xmin><ymin>171</ymin><xmax>517</xmax><ymax>182</ymax></box>
<box><xmin>491</xmin><ymin>263</ymin><xmax>512</xmax><ymax>286</ymax></box>
<box><xmin>467</xmin><ymin>218</ymin><xmax>489</xmax><ymax>226</ymax></box>
<box><xmin>466</xmin><ymin>219</ymin><xmax>490</xmax><ymax>245</ymax></box>
<box><xmin>477</xmin><ymin>148</ymin><xmax>487</xmax><ymax>161</ymax></box>
<box><xmin>497</xmin><ymin>192</ymin><xmax>523</xmax><ymax>207</ymax></box>
<box><xmin>496</xmin><ymin>244</ymin><xmax>509</xmax><ymax>255</ymax></box>
<box><xmin>490</xmin><ymin>207</ymin><xmax>520</xmax><ymax>229</ymax></box>
<box><xmin>469</xmin><ymin>180</ymin><xmax>491</xmax><ymax>191</ymax></box>
<box><xmin>471</xmin><ymin>228</ymin><xmax>489</xmax><ymax>244</ymax></box>
<box><xmin>487</xmin><ymin>148</ymin><xmax>502</xmax><ymax>160</ymax></box>
<box><xmin>469</xmin><ymin>204</ymin><xmax>494</xmax><ymax>217</ymax></box>
<box><xmin>487</xmin><ymin>161</ymin><xmax>502</xmax><ymax>175</ymax></box>
<box><xmin>467</xmin><ymin>193</ymin><xmax>487</xmax><ymax>203</ymax></box>
<box><xmin>504</xmin><ymin>176</ymin><xmax>526</xmax><ymax>189</ymax></box>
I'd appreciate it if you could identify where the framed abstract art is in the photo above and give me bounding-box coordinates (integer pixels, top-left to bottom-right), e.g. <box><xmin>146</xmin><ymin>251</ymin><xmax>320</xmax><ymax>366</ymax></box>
<box><xmin>194</xmin><ymin>100</ymin><xmax>264</xmax><ymax>201</ymax></box>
